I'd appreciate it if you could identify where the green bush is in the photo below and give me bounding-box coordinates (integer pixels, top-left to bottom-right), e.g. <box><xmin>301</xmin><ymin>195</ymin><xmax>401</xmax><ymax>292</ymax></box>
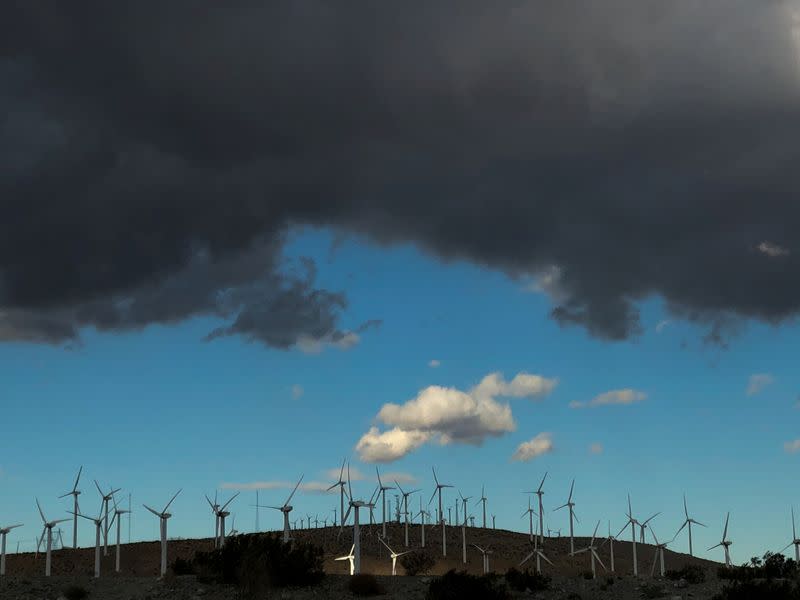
<box><xmin>504</xmin><ymin>567</ymin><xmax>551</xmax><ymax>592</ymax></box>
<box><xmin>400</xmin><ymin>551</ymin><xmax>437</xmax><ymax>575</ymax></box>
<box><xmin>171</xmin><ymin>557</ymin><xmax>195</xmax><ymax>575</ymax></box>
<box><xmin>62</xmin><ymin>586</ymin><xmax>89</xmax><ymax>600</ymax></box>
<box><xmin>665</xmin><ymin>564</ymin><xmax>706</xmax><ymax>584</ymax></box>
<box><xmin>425</xmin><ymin>570</ymin><xmax>510</xmax><ymax>600</ymax></box>
<box><xmin>348</xmin><ymin>574</ymin><xmax>386</xmax><ymax>596</ymax></box>
<box><xmin>713</xmin><ymin>580</ymin><xmax>800</xmax><ymax>600</ymax></box>
<box><xmin>193</xmin><ymin>532</ymin><xmax>324</xmax><ymax>594</ymax></box>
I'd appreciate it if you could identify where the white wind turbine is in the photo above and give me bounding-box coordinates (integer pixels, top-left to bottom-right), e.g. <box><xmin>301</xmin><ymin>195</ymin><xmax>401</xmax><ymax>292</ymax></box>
<box><xmin>708</xmin><ymin>512</ymin><xmax>733</xmax><ymax>568</ymax></box>
<box><xmin>341</xmin><ymin>464</ymin><xmax>374</xmax><ymax>575</ymax></box>
<box><xmin>396</xmin><ymin>480</ymin><xmax>420</xmax><ymax>547</ymax></box>
<box><xmin>674</xmin><ymin>495</ymin><xmax>706</xmax><ymax>557</ymax></box>
<box><xmin>573</xmin><ymin>521</ymin><xmax>607</xmax><ymax>579</ymax></box>
<box><xmin>476</xmin><ymin>485</ymin><xmax>488</xmax><ymax>529</ymax></box>
<box><xmin>598</xmin><ymin>521</ymin><xmax>617</xmax><ymax>572</ymax></box>
<box><xmin>0</xmin><ymin>523</ymin><xmax>23</xmax><ymax>576</ymax></box>
<box><xmin>335</xmin><ymin>544</ymin><xmax>355</xmax><ymax>575</ymax></box>
<box><xmin>472</xmin><ymin>544</ymin><xmax>493</xmax><ymax>574</ymax></box>
<box><xmin>639</xmin><ymin>512</ymin><xmax>660</xmax><ymax>543</ymax></box>
<box><xmin>143</xmin><ymin>489</ymin><xmax>182</xmax><ymax>578</ymax></box>
<box><xmin>416</xmin><ymin>497</ymin><xmax>431</xmax><ymax>548</ymax></box>
<box><xmin>205</xmin><ymin>492</ymin><xmax>221</xmax><ymax>547</ymax></box>
<box><xmin>35</xmin><ymin>499</ymin><xmax>70</xmax><ymax>577</ymax></box>
<box><xmin>649</xmin><ymin>527</ymin><xmax>674</xmax><ymax>578</ymax></box>
<box><xmin>379</xmin><ymin>537</ymin><xmax>412</xmax><ymax>575</ymax></box>
<box><xmin>95</xmin><ymin>481</ymin><xmax>121</xmax><ymax>556</ymax></box>
<box><xmin>520</xmin><ymin>543</ymin><xmax>554</xmax><ymax>574</ymax></box>
<box><xmin>327</xmin><ymin>460</ymin><xmax>348</xmax><ymax>530</ymax></box>
<box><xmin>492</xmin><ymin>514</ymin><xmax>496</xmax><ymax>530</ymax></box>
<box><xmin>430</xmin><ymin>467</ymin><xmax>453</xmax><ymax>557</ymax></box>
<box><xmin>58</xmin><ymin>466</ymin><xmax>82</xmax><ymax>549</ymax></box>
<box><xmin>521</xmin><ymin>497</ymin><xmax>538</xmax><ymax>543</ymax></box>
<box><xmin>109</xmin><ymin>496</ymin><xmax>130</xmax><ymax>573</ymax></box>
<box><xmin>616</xmin><ymin>495</ymin><xmax>641</xmax><ymax>576</ymax></box>
<box><xmin>268</xmin><ymin>475</ymin><xmax>304</xmax><ymax>544</ymax></box>
<box><xmin>375</xmin><ymin>467</ymin><xmax>395</xmax><ymax>538</ymax></box>
<box><xmin>459</xmin><ymin>491</ymin><xmax>472</xmax><ymax>564</ymax></box>
<box><xmin>73</xmin><ymin>504</ymin><xmax>105</xmax><ymax>578</ymax></box>
<box><xmin>525</xmin><ymin>472</ymin><xmax>547</xmax><ymax>545</ymax></box>
<box><xmin>780</xmin><ymin>508</ymin><xmax>800</xmax><ymax>562</ymax></box>
<box><xmin>555</xmin><ymin>479</ymin><xmax>579</xmax><ymax>555</ymax></box>
<box><xmin>213</xmin><ymin>493</ymin><xmax>239</xmax><ymax>548</ymax></box>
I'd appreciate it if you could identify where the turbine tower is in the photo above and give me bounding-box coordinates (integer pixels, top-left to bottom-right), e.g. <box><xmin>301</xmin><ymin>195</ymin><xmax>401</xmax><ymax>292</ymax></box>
<box><xmin>269</xmin><ymin>475</ymin><xmax>304</xmax><ymax>544</ymax></box>
<box><xmin>143</xmin><ymin>489</ymin><xmax>182</xmax><ymax>578</ymax></box>
<box><xmin>95</xmin><ymin>481</ymin><xmax>121</xmax><ymax>556</ymax></box>
<box><xmin>649</xmin><ymin>527</ymin><xmax>674</xmax><ymax>578</ymax></box>
<box><xmin>335</xmin><ymin>544</ymin><xmax>355</xmax><ymax>575</ymax></box>
<box><xmin>205</xmin><ymin>492</ymin><xmax>221</xmax><ymax>547</ymax></box>
<box><xmin>616</xmin><ymin>495</ymin><xmax>641</xmax><ymax>576</ymax></box>
<box><xmin>35</xmin><ymin>499</ymin><xmax>69</xmax><ymax>577</ymax></box>
<box><xmin>327</xmin><ymin>460</ymin><xmax>348</xmax><ymax>530</ymax></box>
<box><xmin>708</xmin><ymin>512</ymin><xmax>733</xmax><ymax>568</ymax></box>
<box><xmin>521</xmin><ymin>497</ymin><xmax>537</xmax><ymax>543</ymax></box>
<box><xmin>430</xmin><ymin>467</ymin><xmax>453</xmax><ymax>557</ymax></box>
<box><xmin>58</xmin><ymin>466</ymin><xmax>82</xmax><ymax>549</ymax></box>
<box><xmin>472</xmin><ymin>544</ymin><xmax>493</xmax><ymax>574</ymax></box>
<box><xmin>476</xmin><ymin>485</ymin><xmax>488</xmax><ymax>529</ymax></box>
<box><xmin>598</xmin><ymin>521</ymin><xmax>617</xmax><ymax>572</ymax></box>
<box><xmin>573</xmin><ymin>521</ymin><xmax>607</xmax><ymax>579</ymax></box>
<box><xmin>780</xmin><ymin>508</ymin><xmax>800</xmax><ymax>562</ymax></box>
<box><xmin>376</xmin><ymin>468</ymin><xmax>395</xmax><ymax>538</ymax></box>
<box><xmin>555</xmin><ymin>479</ymin><xmax>579</xmax><ymax>554</ymax></box>
<box><xmin>213</xmin><ymin>493</ymin><xmax>239</xmax><ymax>548</ymax></box>
<box><xmin>395</xmin><ymin>481</ymin><xmax>420</xmax><ymax>548</ymax></box>
<box><xmin>459</xmin><ymin>491</ymin><xmax>471</xmax><ymax>564</ymax></box>
<box><xmin>520</xmin><ymin>544</ymin><xmax>553</xmax><ymax>574</ymax></box>
<box><xmin>639</xmin><ymin>512</ymin><xmax>660</xmax><ymax>543</ymax></box>
<box><xmin>416</xmin><ymin>497</ymin><xmax>430</xmax><ymax>548</ymax></box>
<box><xmin>341</xmin><ymin>464</ymin><xmax>374</xmax><ymax>575</ymax></box>
<box><xmin>379</xmin><ymin>538</ymin><xmax>411</xmax><ymax>575</ymax></box>
<box><xmin>109</xmin><ymin>496</ymin><xmax>130</xmax><ymax>573</ymax></box>
<box><xmin>525</xmin><ymin>472</ymin><xmax>547</xmax><ymax>545</ymax></box>
<box><xmin>0</xmin><ymin>523</ymin><xmax>23</xmax><ymax>576</ymax></box>
<box><xmin>674</xmin><ymin>495</ymin><xmax>705</xmax><ymax>557</ymax></box>
<box><xmin>73</xmin><ymin>505</ymin><xmax>105</xmax><ymax>578</ymax></box>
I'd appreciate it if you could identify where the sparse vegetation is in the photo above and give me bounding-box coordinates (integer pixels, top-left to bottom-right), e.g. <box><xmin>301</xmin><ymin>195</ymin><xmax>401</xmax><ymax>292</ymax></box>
<box><xmin>399</xmin><ymin>550</ymin><xmax>437</xmax><ymax>575</ymax></box>
<box><xmin>713</xmin><ymin>579</ymin><xmax>800</xmax><ymax>600</ymax></box>
<box><xmin>718</xmin><ymin>552</ymin><xmax>799</xmax><ymax>581</ymax></box>
<box><xmin>640</xmin><ymin>582</ymin><xmax>665</xmax><ymax>599</ymax></box>
<box><xmin>62</xmin><ymin>585</ymin><xmax>89</xmax><ymax>600</ymax></box>
<box><xmin>171</xmin><ymin>556</ymin><xmax>195</xmax><ymax>575</ymax></box>
<box><xmin>348</xmin><ymin>573</ymin><xmax>386</xmax><ymax>596</ymax></box>
<box><xmin>581</xmin><ymin>570</ymin><xmax>594</xmax><ymax>580</ymax></box>
<box><xmin>504</xmin><ymin>567</ymin><xmax>551</xmax><ymax>592</ymax></box>
<box><xmin>425</xmin><ymin>570</ymin><xmax>510</xmax><ymax>600</ymax></box>
<box><xmin>665</xmin><ymin>563</ymin><xmax>706</xmax><ymax>584</ymax></box>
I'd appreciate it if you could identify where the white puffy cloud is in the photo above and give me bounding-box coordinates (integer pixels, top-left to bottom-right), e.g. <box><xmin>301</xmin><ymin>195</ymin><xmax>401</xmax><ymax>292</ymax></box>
<box><xmin>291</xmin><ymin>384</ymin><xmax>304</xmax><ymax>399</ymax></box>
<box><xmin>757</xmin><ymin>241</ymin><xmax>790</xmax><ymax>258</ymax></box>
<box><xmin>589</xmin><ymin>443</ymin><xmax>604</xmax><ymax>455</ymax></box>
<box><xmin>429</xmin><ymin>359</ymin><xmax>441</xmax><ymax>368</ymax></box>
<box><xmin>569</xmin><ymin>388</ymin><xmax>647</xmax><ymax>409</ymax></box>
<box><xmin>784</xmin><ymin>440</ymin><xmax>800</xmax><ymax>454</ymax></box>
<box><xmin>746</xmin><ymin>373</ymin><xmax>774</xmax><ymax>396</ymax></box>
<box><xmin>511</xmin><ymin>433</ymin><xmax>554</xmax><ymax>462</ymax></box>
<box><xmin>355</xmin><ymin>427</ymin><xmax>432</xmax><ymax>463</ymax></box>
<box><xmin>356</xmin><ymin>371</ymin><xmax>558</xmax><ymax>462</ymax></box>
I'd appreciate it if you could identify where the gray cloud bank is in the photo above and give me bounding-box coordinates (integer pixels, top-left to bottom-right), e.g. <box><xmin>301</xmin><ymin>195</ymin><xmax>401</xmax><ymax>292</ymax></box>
<box><xmin>3</xmin><ymin>1</ymin><xmax>800</xmax><ymax>347</ymax></box>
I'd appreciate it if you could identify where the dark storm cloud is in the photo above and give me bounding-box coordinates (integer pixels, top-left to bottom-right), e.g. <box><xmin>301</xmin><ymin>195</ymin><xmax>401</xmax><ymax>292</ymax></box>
<box><xmin>2</xmin><ymin>1</ymin><xmax>800</xmax><ymax>346</ymax></box>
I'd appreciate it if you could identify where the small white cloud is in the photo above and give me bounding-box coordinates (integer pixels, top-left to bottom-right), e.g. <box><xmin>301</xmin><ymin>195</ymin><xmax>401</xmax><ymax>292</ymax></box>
<box><xmin>655</xmin><ymin>320</ymin><xmax>671</xmax><ymax>334</ymax></box>
<box><xmin>291</xmin><ymin>384</ymin><xmax>304</xmax><ymax>399</ymax></box>
<box><xmin>589</xmin><ymin>443</ymin><xmax>604</xmax><ymax>455</ymax></box>
<box><xmin>570</xmin><ymin>388</ymin><xmax>647</xmax><ymax>409</ymax></box>
<box><xmin>524</xmin><ymin>266</ymin><xmax>567</xmax><ymax>303</ymax></box>
<box><xmin>355</xmin><ymin>427</ymin><xmax>431</xmax><ymax>463</ymax></box>
<box><xmin>757</xmin><ymin>241</ymin><xmax>789</xmax><ymax>258</ymax></box>
<box><xmin>511</xmin><ymin>433</ymin><xmax>554</xmax><ymax>462</ymax></box>
<box><xmin>784</xmin><ymin>440</ymin><xmax>800</xmax><ymax>454</ymax></box>
<box><xmin>294</xmin><ymin>331</ymin><xmax>361</xmax><ymax>354</ymax></box>
<box><xmin>381</xmin><ymin>471</ymin><xmax>416</xmax><ymax>484</ymax></box>
<box><xmin>746</xmin><ymin>373</ymin><xmax>774</xmax><ymax>396</ymax></box>
<box><xmin>324</xmin><ymin>465</ymin><xmax>365</xmax><ymax>481</ymax></box>
<box><xmin>428</xmin><ymin>359</ymin><xmax>441</xmax><ymax>368</ymax></box>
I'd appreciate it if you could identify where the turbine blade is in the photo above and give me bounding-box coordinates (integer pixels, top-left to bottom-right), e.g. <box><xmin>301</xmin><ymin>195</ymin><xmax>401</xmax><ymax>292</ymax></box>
<box><xmin>143</xmin><ymin>504</ymin><xmax>161</xmax><ymax>517</ymax></box>
<box><xmin>220</xmin><ymin>492</ymin><xmax>239</xmax><ymax>512</ymax></box>
<box><xmin>36</xmin><ymin>498</ymin><xmax>46</xmax><ymax>523</ymax></box>
<box><xmin>94</xmin><ymin>480</ymin><xmax>104</xmax><ymax>496</ymax></box>
<box><xmin>538</xmin><ymin>472</ymin><xmax>548</xmax><ymax>492</ymax></box>
<box><xmin>432</xmin><ymin>467</ymin><xmax>439</xmax><ymax>486</ymax></box>
<box><xmin>593</xmin><ymin>550</ymin><xmax>607</xmax><ymax>571</ymax></box>
<box><xmin>568</xmin><ymin>479</ymin><xmax>575</xmax><ymax>503</ymax></box>
<box><xmin>519</xmin><ymin>552</ymin><xmax>534</xmax><ymax>566</ymax></box>
<box><xmin>723</xmin><ymin>512</ymin><xmax>730</xmax><ymax>541</ymax></box>
<box><xmin>683</xmin><ymin>494</ymin><xmax>689</xmax><ymax>519</ymax></box>
<box><xmin>286</xmin><ymin>475</ymin><xmax>304</xmax><ymax>507</ymax></box>
<box><xmin>540</xmin><ymin>552</ymin><xmax>554</xmax><ymax>566</ymax></box>
<box><xmin>163</xmin><ymin>489</ymin><xmax>182</xmax><ymax>513</ymax></box>
<box><xmin>675</xmin><ymin>521</ymin><xmax>688</xmax><ymax>537</ymax></box>
<box><xmin>73</xmin><ymin>466</ymin><xmax>83</xmax><ymax>492</ymax></box>
<box><xmin>708</xmin><ymin>543</ymin><xmax>722</xmax><ymax>551</ymax></box>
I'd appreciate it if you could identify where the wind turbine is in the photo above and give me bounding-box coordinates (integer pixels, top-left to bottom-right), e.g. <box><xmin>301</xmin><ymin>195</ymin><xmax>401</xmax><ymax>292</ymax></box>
<box><xmin>492</xmin><ymin>515</ymin><xmax>496</xmax><ymax>530</ymax></box>
<box><xmin>395</xmin><ymin>480</ymin><xmax>420</xmax><ymax>547</ymax></box>
<box><xmin>459</xmin><ymin>491</ymin><xmax>472</xmax><ymax>564</ymax></box>
<box><xmin>341</xmin><ymin>464</ymin><xmax>374</xmax><ymax>575</ymax></box>
<box><xmin>616</xmin><ymin>495</ymin><xmax>641</xmax><ymax>576</ymax></box>
<box><xmin>379</xmin><ymin>538</ymin><xmax>411</xmax><ymax>575</ymax></box>
<box><xmin>0</xmin><ymin>524</ymin><xmax>23</xmax><ymax>576</ymax></box>
<box><xmin>555</xmin><ymin>479</ymin><xmax>579</xmax><ymax>555</ymax></box>
<box><xmin>73</xmin><ymin>505</ymin><xmax>105</xmax><ymax>578</ymax></box>
<box><xmin>598</xmin><ymin>521</ymin><xmax>617</xmax><ymax>572</ymax></box>
<box><xmin>205</xmin><ymin>493</ymin><xmax>221</xmax><ymax>547</ymax></box>
<box><xmin>472</xmin><ymin>544</ymin><xmax>493</xmax><ymax>574</ymax></box>
<box><xmin>269</xmin><ymin>475</ymin><xmax>303</xmax><ymax>544</ymax></box>
<box><xmin>143</xmin><ymin>489</ymin><xmax>182</xmax><ymax>578</ymax></box>
<box><xmin>708</xmin><ymin>512</ymin><xmax>733</xmax><ymax>568</ymax></box>
<box><xmin>376</xmin><ymin>468</ymin><xmax>395</xmax><ymax>538</ymax></box>
<box><xmin>35</xmin><ymin>499</ymin><xmax>70</xmax><ymax>577</ymax></box>
<box><xmin>674</xmin><ymin>495</ymin><xmax>705</xmax><ymax>557</ymax></box>
<box><xmin>573</xmin><ymin>521</ymin><xmax>607</xmax><ymax>579</ymax></box>
<box><xmin>58</xmin><ymin>466</ymin><xmax>82</xmax><ymax>549</ymax></box>
<box><xmin>780</xmin><ymin>508</ymin><xmax>800</xmax><ymax>562</ymax></box>
<box><xmin>649</xmin><ymin>527</ymin><xmax>674</xmax><ymax>578</ymax></box>
<box><xmin>95</xmin><ymin>481</ymin><xmax>121</xmax><ymax>556</ymax></box>
<box><xmin>521</xmin><ymin>497</ymin><xmax>538</xmax><ymax>543</ymax></box>
<box><xmin>214</xmin><ymin>493</ymin><xmax>239</xmax><ymax>548</ymax></box>
<box><xmin>520</xmin><ymin>544</ymin><xmax>554</xmax><ymax>574</ymax></box>
<box><xmin>335</xmin><ymin>544</ymin><xmax>355</xmax><ymax>575</ymax></box>
<box><xmin>430</xmin><ymin>467</ymin><xmax>453</xmax><ymax>557</ymax></box>
<box><xmin>228</xmin><ymin>515</ymin><xmax>238</xmax><ymax>537</ymax></box>
<box><xmin>109</xmin><ymin>496</ymin><xmax>130</xmax><ymax>573</ymax></box>
<box><xmin>327</xmin><ymin>460</ymin><xmax>348</xmax><ymax>530</ymax></box>
<box><xmin>639</xmin><ymin>512</ymin><xmax>660</xmax><ymax>544</ymax></box>
<box><xmin>416</xmin><ymin>497</ymin><xmax>431</xmax><ymax>548</ymax></box>
<box><xmin>476</xmin><ymin>485</ymin><xmax>488</xmax><ymax>529</ymax></box>
<box><xmin>525</xmin><ymin>472</ymin><xmax>547</xmax><ymax>545</ymax></box>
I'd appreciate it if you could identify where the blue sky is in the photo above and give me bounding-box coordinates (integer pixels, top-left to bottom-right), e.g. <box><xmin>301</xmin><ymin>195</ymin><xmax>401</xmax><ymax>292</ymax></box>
<box><xmin>1</xmin><ymin>226</ymin><xmax>798</xmax><ymax>563</ymax></box>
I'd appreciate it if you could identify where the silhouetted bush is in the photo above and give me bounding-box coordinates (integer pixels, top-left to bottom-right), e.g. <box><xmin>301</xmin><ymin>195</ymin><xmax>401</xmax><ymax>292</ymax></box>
<box><xmin>504</xmin><ymin>567</ymin><xmax>550</xmax><ymax>592</ymax></box>
<box><xmin>425</xmin><ymin>570</ymin><xmax>510</xmax><ymax>600</ymax></box>
<box><xmin>640</xmin><ymin>583</ymin><xmax>665</xmax><ymax>599</ymax></box>
<box><xmin>348</xmin><ymin>573</ymin><xmax>386</xmax><ymax>596</ymax></box>
<box><xmin>400</xmin><ymin>550</ymin><xmax>437</xmax><ymax>575</ymax></box>
<box><xmin>62</xmin><ymin>585</ymin><xmax>89</xmax><ymax>600</ymax></box>
<box><xmin>713</xmin><ymin>579</ymin><xmax>800</xmax><ymax>600</ymax></box>
<box><xmin>717</xmin><ymin>552</ymin><xmax>799</xmax><ymax>582</ymax></box>
<box><xmin>193</xmin><ymin>532</ymin><xmax>324</xmax><ymax>595</ymax></box>
<box><xmin>665</xmin><ymin>563</ymin><xmax>706</xmax><ymax>584</ymax></box>
<box><xmin>171</xmin><ymin>556</ymin><xmax>195</xmax><ymax>575</ymax></box>
<box><xmin>581</xmin><ymin>570</ymin><xmax>594</xmax><ymax>580</ymax></box>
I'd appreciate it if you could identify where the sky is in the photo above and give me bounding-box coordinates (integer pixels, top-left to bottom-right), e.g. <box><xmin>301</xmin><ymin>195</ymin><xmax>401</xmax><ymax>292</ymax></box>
<box><xmin>3</xmin><ymin>0</ymin><xmax>800</xmax><ymax>565</ymax></box>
